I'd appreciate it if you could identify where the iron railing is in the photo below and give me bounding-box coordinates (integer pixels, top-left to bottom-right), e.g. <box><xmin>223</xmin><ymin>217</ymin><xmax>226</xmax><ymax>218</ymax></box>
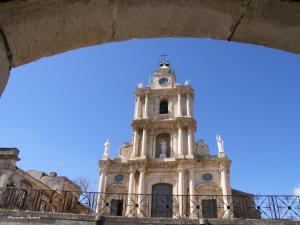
<box><xmin>0</xmin><ymin>187</ymin><xmax>299</xmax><ymax>220</ymax></box>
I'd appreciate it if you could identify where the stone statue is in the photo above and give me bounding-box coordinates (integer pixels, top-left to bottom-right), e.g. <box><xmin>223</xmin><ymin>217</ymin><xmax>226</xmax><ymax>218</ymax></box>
<box><xmin>103</xmin><ymin>138</ymin><xmax>111</xmax><ymax>160</ymax></box>
<box><xmin>216</xmin><ymin>135</ymin><xmax>226</xmax><ymax>158</ymax></box>
<box><xmin>184</xmin><ymin>80</ymin><xmax>190</xmax><ymax>86</ymax></box>
<box><xmin>137</xmin><ymin>82</ymin><xmax>143</xmax><ymax>88</ymax></box>
<box><xmin>160</xmin><ymin>139</ymin><xmax>167</xmax><ymax>154</ymax></box>
<box><xmin>159</xmin><ymin>138</ymin><xmax>167</xmax><ymax>158</ymax></box>
<box><xmin>216</xmin><ymin>135</ymin><xmax>224</xmax><ymax>153</ymax></box>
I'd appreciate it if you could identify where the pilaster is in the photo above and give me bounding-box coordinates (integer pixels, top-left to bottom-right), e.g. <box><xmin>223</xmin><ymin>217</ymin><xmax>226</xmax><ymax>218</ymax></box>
<box><xmin>126</xmin><ymin>167</ymin><xmax>136</xmax><ymax>216</ymax></box>
<box><xmin>137</xmin><ymin>167</ymin><xmax>146</xmax><ymax>217</ymax></box>
<box><xmin>177</xmin><ymin>124</ymin><xmax>184</xmax><ymax>159</ymax></box>
<box><xmin>177</xmin><ymin>92</ymin><xmax>182</xmax><ymax>117</ymax></box>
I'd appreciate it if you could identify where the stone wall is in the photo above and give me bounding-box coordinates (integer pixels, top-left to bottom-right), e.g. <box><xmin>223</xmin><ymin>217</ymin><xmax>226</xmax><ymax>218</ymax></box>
<box><xmin>1</xmin><ymin>210</ymin><xmax>300</xmax><ymax>225</ymax></box>
<box><xmin>0</xmin><ymin>210</ymin><xmax>95</xmax><ymax>225</ymax></box>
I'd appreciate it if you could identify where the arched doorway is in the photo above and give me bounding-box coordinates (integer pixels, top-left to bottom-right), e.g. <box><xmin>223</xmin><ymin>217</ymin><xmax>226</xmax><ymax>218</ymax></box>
<box><xmin>151</xmin><ymin>183</ymin><xmax>173</xmax><ymax>218</ymax></box>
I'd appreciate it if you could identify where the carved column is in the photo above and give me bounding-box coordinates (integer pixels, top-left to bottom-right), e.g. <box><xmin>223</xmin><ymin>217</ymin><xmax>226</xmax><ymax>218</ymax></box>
<box><xmin>186</xmin><ymin>93</ymin><xmax>191</xmax><ymax>117</ymax></box>
<box><xmin>188</xmin><ymin>167</ymin><xmax>196</xmax><ymax>218</ymax></box>
<box><xmin>134</xmin><ymin>96</ymin><xmax>141</xmax><ymax>119</ymax></box>
<box><xmin>144</xmin><ymin>94</ymin><xmax>149</xmax><ymax>118</ymax></box>
<box><xmin>177</xmin><ymin>126</ymin><xmax>184</xmax><ymax>158</ymax></box>
<box><xmin>177</xmin><ymin>92</ymin><xmax>182</xmax><ymax>117</ymax></box>
<box><xmin>178</xmin><ymin>166</ymin><xmax>185</xmax><ymax>217</ymax></box>
<box><xmin>220</xmin><ymin>164</ymin><xmax>233</xmax><ymax>218</ymax></box>
<box><xmin>170</xmin><ymin>136</ymin><xmax>173</xmax><ymax>157</ymax></box>
<box><xmin>137</xmin><ymin>167</ymin><xmax>146</xmax><ymax>217</ymax></box>
<box><xmin>141</xmin><ymin>128</ymin><xmax>147</xmax><ymax>158</ymax></box>
<box><xmin>96</xmin><ymin>167</ymin><xmax>107</xmax><ymax>214</ymax></box>
<box><xmin>126</xmin><ymin>167</ymin><xmax>136</xmax><ymax>216</ymax></box>
<box><xmin>187</xmin><ymin>127</ymin><xmax>194</xmax><ymax>158</ymax></box>
<box><xmin>132</xmin><ymin>129</ymin><xmax>139</xmax><ymax>157</ymax></box>
<box><xmin>152</xmin><ymin>136</ymin><xmax>156</xmax><ymax>158</ymax></box>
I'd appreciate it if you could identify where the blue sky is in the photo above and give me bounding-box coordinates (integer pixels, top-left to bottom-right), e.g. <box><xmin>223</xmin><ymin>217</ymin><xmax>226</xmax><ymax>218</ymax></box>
<box><xmin>0</xmin><ymin>38</ymin><xmax>299</xmax><ymax>194</ymax></box>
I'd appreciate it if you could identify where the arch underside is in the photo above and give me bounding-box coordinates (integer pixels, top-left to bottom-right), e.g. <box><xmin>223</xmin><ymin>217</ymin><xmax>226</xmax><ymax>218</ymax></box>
<box><xmin>0</xmin><ymin>0</ymin><xmax>300</xmax><ymax>95</ymax></box>
<box><xmin>1</xmin><ymin>0</ymin><xmax>300</xmax><ymax>68</ymax></box>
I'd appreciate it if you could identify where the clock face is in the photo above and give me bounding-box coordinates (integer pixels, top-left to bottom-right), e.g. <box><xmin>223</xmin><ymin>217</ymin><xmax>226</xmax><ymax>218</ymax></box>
<box><xmin>202</xmin><ymin>173</ymin><xmax>213</xmax><ymax>181</ymax></box>
<box><xmin>158</xmin><ymin>77</ymin><xmax>169</xmax><ymax>87</ymax></box>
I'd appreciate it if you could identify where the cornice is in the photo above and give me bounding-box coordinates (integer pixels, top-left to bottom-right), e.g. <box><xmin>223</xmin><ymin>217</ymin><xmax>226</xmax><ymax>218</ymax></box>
<box><xmin>135</xmin><ymin>86</ymin><xmax>194</xmax><ymax>97</ymax></box>
<box><xmin>131</xmin><ymin>117</ymin><xmax>196</xmax><ymax>130</ymax></box>
<box><xmin>98</xmin><ymin>156</ymin><xmax>230</xmax><ymax>173</ymax></box>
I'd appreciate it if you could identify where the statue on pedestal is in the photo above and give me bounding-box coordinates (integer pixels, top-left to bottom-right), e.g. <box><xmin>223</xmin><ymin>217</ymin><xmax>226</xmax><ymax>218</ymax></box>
<box><xmin>216</xmin><ymin>135</ymin><xmax>225</xmax><ymax>158</ymax></box>
<box><xmin>159</xmin><ymin>138</ymin><xmax>167</xmax><ymax>158</ymax></box>
<box><xmin>103</xmin><ymin>139</ymin><xmax>111</xmax><ymax>160</ymax></box>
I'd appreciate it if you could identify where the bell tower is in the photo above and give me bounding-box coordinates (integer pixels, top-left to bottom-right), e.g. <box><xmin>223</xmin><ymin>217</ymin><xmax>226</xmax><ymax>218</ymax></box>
<box><xmin>97</xmin><ymin>60</ymin><xmax>233</xmax><ymax>219</ymax></box>
<box><xmin>131</xmin><ymin>61</ymin><xmax>196</xmax><ymax>160</ymax></box>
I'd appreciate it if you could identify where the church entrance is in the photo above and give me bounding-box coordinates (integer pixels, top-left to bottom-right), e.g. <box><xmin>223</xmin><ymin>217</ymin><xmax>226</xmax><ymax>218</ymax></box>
<box><xmin>110</xmin><ymin>199</ymin><xmax>123</xmax><ymax>216</ymax></box>
<box><xmin>151</xmin><ymin>183</ymin><xmax>173</xmax><ymax>218</ymax></box>
<box><xmin>201</xmin><ymin>199</ymin><xmax>217</xmax><ymax>218</ymax></box>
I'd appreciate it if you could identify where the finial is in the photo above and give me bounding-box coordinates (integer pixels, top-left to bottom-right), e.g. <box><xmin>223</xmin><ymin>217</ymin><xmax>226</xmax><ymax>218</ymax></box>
<box><xmin>159</xmin><ymin>61</ymin><xmax>170</xmax><ymax>68</ymax></box>
<box><xmin>160</xmin><ymin>53</ymin><xmax>168</xmax><ymax>61</ymax></box>
<box><xmin>184</xmin><ymin>80</ymin><xmax>190</xmax><ymax>86</ymax></box>
<box><xmin>137</xmin><ymin>82</ymin><xmax>143</xmax><ymax>88</ymax></box>
<box><xmin>103</xmin><ymin>138</ymin><xmax>111</xmax><ymax>160</ymax></box>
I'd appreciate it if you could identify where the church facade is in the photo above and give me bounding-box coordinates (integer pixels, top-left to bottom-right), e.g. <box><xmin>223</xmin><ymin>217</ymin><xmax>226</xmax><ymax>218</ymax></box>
<box><xmin>96</xmin><ymin>62</ymin><xmax>242</xmax><ymax>219</ymax></box>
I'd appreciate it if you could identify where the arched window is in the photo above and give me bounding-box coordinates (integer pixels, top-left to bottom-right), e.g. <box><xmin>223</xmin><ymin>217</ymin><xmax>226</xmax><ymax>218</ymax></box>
<box><xmin>159</xmin><ymin>100</ymin><xmax>168</xmax><ymax>114</ymax></box>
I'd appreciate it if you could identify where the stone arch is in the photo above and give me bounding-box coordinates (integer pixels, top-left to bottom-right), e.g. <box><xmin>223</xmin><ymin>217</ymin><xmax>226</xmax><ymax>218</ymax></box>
<box><xmin>1</xmin><ymin>0</ymin><xmax>300</xmax><ymax>96</ymax></box>
<box><xmin>196</xmin><ymin>182</ymin><xmax>222</xmax><ymax>195</ymax></box>
<box><xmin>106</xmin><ymin>183</ymin><xmax>128</xmax><ymax>193</ymax></box>
<box><xmin>146</xmin><ymin>176</ymin><xmax>177</xmax><ymax>195</ymax></box>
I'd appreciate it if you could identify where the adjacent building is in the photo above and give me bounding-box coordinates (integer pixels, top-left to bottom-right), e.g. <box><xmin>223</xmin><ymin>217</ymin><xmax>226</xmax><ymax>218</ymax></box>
<box><xmin>0</xmin><ymin>148</ymin><xmax>87</xmax><ymax>213</ymax></box>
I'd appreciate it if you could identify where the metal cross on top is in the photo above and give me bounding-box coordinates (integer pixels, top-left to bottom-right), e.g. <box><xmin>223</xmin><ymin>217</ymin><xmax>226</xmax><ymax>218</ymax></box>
<box><xmin>160</xmin><ymin>54</ymin><xmax>168</xmax><ymax>61</ymax></box>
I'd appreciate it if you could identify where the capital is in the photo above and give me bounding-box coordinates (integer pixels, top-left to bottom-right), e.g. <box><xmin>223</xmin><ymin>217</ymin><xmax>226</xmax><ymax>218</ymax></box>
<box><xmin>177</xmin><ymin>121</ymin><xmax>184</xmax><ymax>128</ymax></box>
<box><xmin>188</xmin><ymin>166</ymin><xmax>195</xmax><ymax>173</ymax></box>
<box><xmin>139</xmin><ymin>166</ymin><xmax>146</xmax><ymax>173</ymax></box>
<box><xmin>129</xmin><ymin>166</ymin><xmax>136</xmax><ymax>173</ymax></box>
<box><xmin>219</xmin><ymin>164</ymin><xmax>228</xmax><ymax>172</ymax></box>
<box><xmin>177</xmin><ymin>165</ymin><xmax>186</xmax><ymax>173</ymax></box>
<box><xmin>100</xmin><ymin>167</ymin><xmax>107</xmax><ymax>174</ymax></box>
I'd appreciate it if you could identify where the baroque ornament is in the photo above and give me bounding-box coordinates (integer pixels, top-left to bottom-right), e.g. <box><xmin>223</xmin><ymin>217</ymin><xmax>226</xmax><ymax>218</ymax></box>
<box><xmin>119</xmin><ymin>144</ymin><xmax>132</xmax><ymax>159</ymax></box>
<box><xmin>194</xmin><ymin>140</ymin><xmax>209</xmax><ymax>156</ymax></box>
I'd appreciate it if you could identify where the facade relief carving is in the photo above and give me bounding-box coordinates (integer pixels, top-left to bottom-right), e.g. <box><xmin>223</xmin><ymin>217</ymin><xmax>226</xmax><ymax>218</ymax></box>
<box><xmin>119</xmin><ymin>143</ymin><xmax>132</xmax><ymax>159</ymax></box>
<box><xmin>194</xmin><ymin>139</ymin><xmax>209</xmax><ymax>157</ymax></box>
